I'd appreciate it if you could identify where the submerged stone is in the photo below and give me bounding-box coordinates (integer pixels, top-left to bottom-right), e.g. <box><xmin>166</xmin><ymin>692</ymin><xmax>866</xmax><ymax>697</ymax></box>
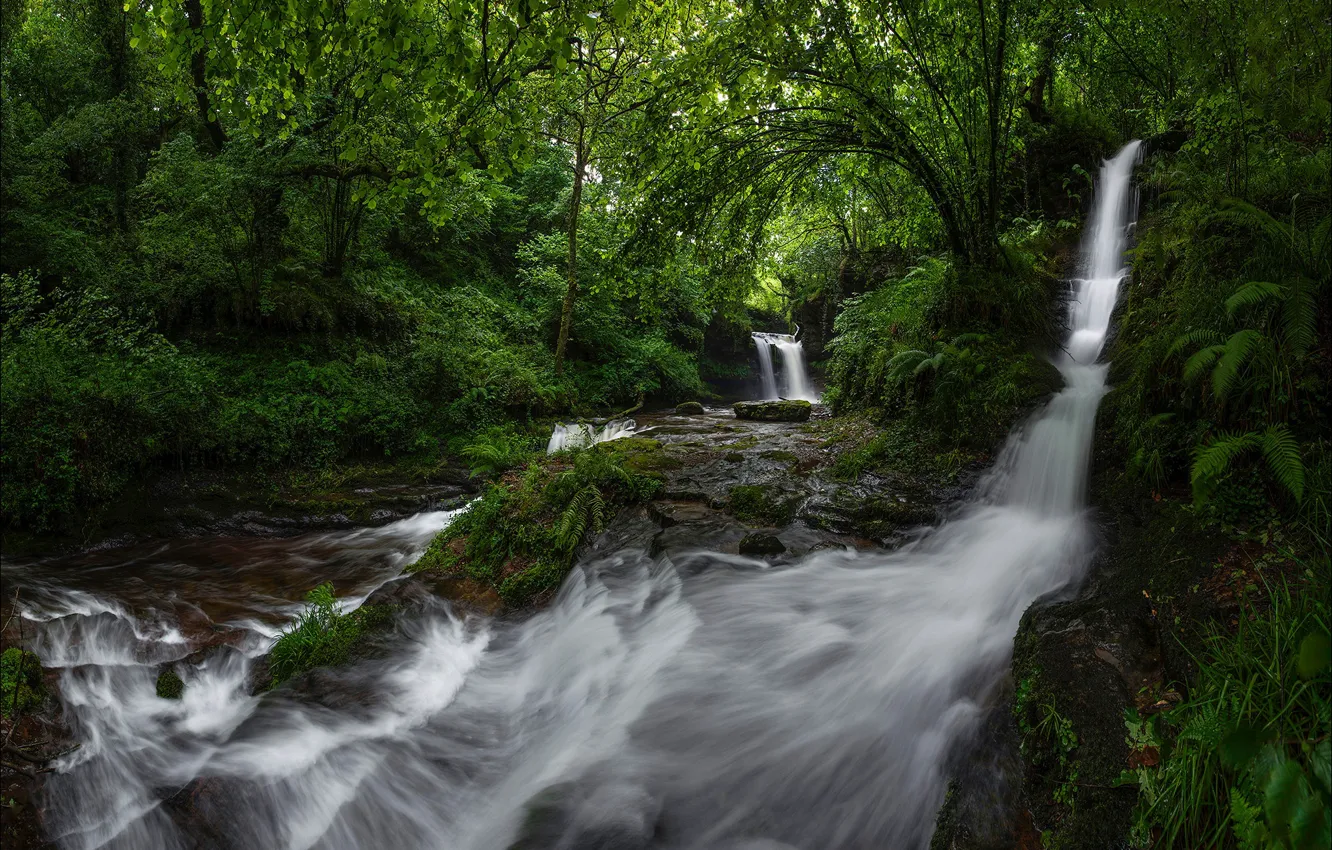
<box><xmin>733</xmin><ymin>400</ymin><xmax>812</xmax><ymax>422</ymax></box>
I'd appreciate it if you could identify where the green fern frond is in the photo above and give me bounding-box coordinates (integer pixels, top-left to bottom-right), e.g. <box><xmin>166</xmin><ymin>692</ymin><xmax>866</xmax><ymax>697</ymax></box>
<box><xmin>1279</xmin><ymin>281</ymin><xmax>1317</xmax><ymax>356</ymax></box>
<box><xmin>1182</xmin><ymin>345</ymin><xmax>1225</xmax><ymax>384</ymax></box>
<box><xmin>555</xmin><ymin>487</ymin><xmax>592</xmax><ymax>551</ymax></box>
<box><xmin>1191</xmin><ymin>431</ymin><xmax>1262</xmax><ymax>504</ymax></box>
<box><xmin>1211</xmin><ymin>329</ymin><xmax>1266</xmax><ymax>399</ymax></box>
<box><xmin>913</xmin><ymin>351</ymin><xmax>946</xmax><ymax>376</ymax></box>
<box><xmin>1212</xmin><ymin>199</ymin><xmax>1293</xmax><ymax>249</ymax></box>
<box><xmin>1224</xmin><ymin>281</ymin><xmax>1285</xmax><ymax>317</ymax></box>
<box><xmin>1167</xmin><ymin>329</ymin><xmax>1224</xmax><ymax>359</ymax></box>
<box><xmin>886</xmin><ymin>349</ymin><xmax>929</xmax><ymax>383</ymax></box>
<box><xmin>1259</xmin><ymin>425</ymin><xmax>1305</xmax><ymax>502</ymax></box>
<box><xmin>555</xmin><ymin>485</ymin><xmax>608</xmax><ymax>552</ymax></box>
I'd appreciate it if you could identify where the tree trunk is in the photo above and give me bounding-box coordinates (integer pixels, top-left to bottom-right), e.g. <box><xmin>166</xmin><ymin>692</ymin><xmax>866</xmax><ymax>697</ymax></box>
<box><xmin>183</xmin><ymin>0</ymin><xmax>228</xmax><ymax>152</ymax></box>
<box><xmin>554</xmin><ymin>119</ymin><xmax>587</xmax><ymax>378</ymax></box>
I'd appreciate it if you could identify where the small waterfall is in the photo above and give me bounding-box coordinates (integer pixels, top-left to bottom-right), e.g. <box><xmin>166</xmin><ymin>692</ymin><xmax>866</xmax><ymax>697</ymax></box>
<box><xmin>752</xmin><ymin>333</ymin><xmax>779</xmax><ymax>399</ymax></box>
<box><xmin>751</xmin><ymin>331</ymin><xmax>818</xmax><ymax>401</ymax></box>
<box><xmin>545</xmin><ymin>419</ymin><xmax>636</xmax><ymax>454</ymax></box>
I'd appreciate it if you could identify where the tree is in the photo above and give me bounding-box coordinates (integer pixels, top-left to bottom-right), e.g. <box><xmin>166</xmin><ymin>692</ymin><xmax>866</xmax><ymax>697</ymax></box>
<box><xmin>542</xmin><ymin>0</ymin><xmax>669</xmax><ymax>376</ymax></box>
<box><xmin>633</xmin><ymin>0</ymin><xmax>1036</xmax><ymax>270</ymax></box>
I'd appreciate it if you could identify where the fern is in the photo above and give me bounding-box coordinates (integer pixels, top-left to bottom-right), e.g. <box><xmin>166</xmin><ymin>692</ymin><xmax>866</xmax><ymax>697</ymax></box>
<box><xmin>886</xmin><ymin>349</ymin><xmax>931</xmax><ymax>384</ymax></box>
<box><xmin>460</xmin><ymin>428</ymin><xmax>533</xmax><ymax>477</ymax></box>
<box><xmin>1192</xmin><ymin>431</ymin><xmax>1262</xmax><ymax>502</ymax></box>
<box><xmin>555</xmin><ymin>485</ymin><xmax>606</xmax><ymax>552</ymax></box>
<box><xmin>1258</xmin><ymin>425</ymin><xmax>1305</xmax><ymax>503</ymax></box>
<box><xmin>1182</xmin><ymin>344</ymin><xmax>1226</xmax><ymax>383</ymax></box>
<box><xmin>1279</xmin><ymin>281</ymin><xmax>1317</xmax><ymax>355</ymax></box>
<box><xmin>1225</xmin><ymin>281</ymin><xmax>1286</xmax><ymax>316</ymax></box>
<box><xmin>1211</xmin><ymin>329</ymin><xmax>1266</xmax><ymax>399</ymax></box>
<box><xmin>1168</xmin><ymin>328</ymin><xmax>1224</xmax><ymax>359</ymax></box>
<box><xmin>1191</xmin><ymin>426</ymin><xmax>1305</xmax><ymax>504</ymax></box>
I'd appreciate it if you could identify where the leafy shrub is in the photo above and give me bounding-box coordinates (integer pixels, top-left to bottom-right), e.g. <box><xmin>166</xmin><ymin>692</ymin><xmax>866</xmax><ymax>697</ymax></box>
<box><xmin>458</xmin><ymin>426</ymin><xmax>539</xmax><ymax>478</ymax></box>
<box><xmin>1</xmin><ymin>647</ymin><xmax>45</xmax><ymax>717</ymax></box>
<box><xmin>1108</xmin><ymin>184</ymin><xmax>1329</xmax><ymax>526</ymax></box>
<box><xmin>267</xmin><ymin>583</ymin><xmax>392</xmax><ymax>687</ymax></box>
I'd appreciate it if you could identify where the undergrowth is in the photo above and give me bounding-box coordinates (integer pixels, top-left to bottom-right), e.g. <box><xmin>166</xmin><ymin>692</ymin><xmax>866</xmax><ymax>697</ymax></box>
<box><xmin>1</xmin><ymin>647</ymin><xmax>44</xmax><ymax>717</ymax></box>
<box><xmin>1122</xmin><ymin>568</ymin><xmax>1331</xmax><ymax>849</ymax></box>
<box><xmin>825</xmin><ymin>241</ymin><xmax>1063</xmax><ymax>452</ymax></box>
<box><xmin>408</xmin><ymin>440</ymin><xmax>661</xmax><ymax>607</ymax></box>
<box><xmin>267</xmin><ymin>583</ymin><xmax>392</xmax><ymax>687</ymax></box>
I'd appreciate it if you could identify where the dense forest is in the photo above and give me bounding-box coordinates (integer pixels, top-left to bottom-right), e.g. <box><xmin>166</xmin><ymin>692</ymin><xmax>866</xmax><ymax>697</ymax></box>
<box><xmin>1</xmin><ymin>0</ymin><xmax>1329</xmax><ymax>848</ymax></box>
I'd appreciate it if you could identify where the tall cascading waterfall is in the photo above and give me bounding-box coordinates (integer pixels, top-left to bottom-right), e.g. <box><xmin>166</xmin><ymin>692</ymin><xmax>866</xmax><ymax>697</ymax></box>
<box><xmin>751</xmin><ymin>331</ymin><xmax>819</xmax><ymax>401</ymax></box>
<box><xmin>12</xmin><ymin>143</ymin><xmax>1140</xmax><ymax>850</ymax></box>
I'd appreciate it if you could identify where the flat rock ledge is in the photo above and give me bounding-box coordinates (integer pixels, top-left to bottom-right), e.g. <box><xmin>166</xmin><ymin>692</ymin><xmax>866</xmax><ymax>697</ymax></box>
<box><xmin>733</xmin><ymin>400</ymin><xmax>812</xmax><ymax>422</ymax></box>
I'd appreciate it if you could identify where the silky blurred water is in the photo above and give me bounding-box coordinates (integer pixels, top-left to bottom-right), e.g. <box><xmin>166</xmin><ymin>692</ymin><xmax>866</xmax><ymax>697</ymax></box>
<box><xmin>9</xmin><ymin>142</ymin><xmax>1141</xmax><ymax>850</ymax></box>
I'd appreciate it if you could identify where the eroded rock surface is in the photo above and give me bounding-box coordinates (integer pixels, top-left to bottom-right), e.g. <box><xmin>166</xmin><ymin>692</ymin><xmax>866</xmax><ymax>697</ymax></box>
<box><xmin>733</xmin><ymin>400</ymin><xmax>812</xmax><ymax>422</ymax></box>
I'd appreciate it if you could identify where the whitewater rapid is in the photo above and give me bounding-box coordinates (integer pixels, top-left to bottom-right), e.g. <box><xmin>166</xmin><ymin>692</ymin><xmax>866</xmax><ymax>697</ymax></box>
<box><xmin>6</xmin><ymin>142</ymin><xmax>1141</xmax><ymax>850</ymax></box>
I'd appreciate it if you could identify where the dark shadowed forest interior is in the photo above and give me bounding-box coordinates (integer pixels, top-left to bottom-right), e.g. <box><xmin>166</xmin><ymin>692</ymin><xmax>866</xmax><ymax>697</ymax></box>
<box><xmin>1</xmin><ymin>1</ymin><xmax>1328</xmax><ymax>848</ymax></box>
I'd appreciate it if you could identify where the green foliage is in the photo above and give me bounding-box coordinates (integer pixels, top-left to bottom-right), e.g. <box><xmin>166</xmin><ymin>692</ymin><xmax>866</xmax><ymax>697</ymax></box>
<box><xmin>826</xmin><ymin>250</ymin><xmax>1061</xmax><ymax>450</ymax></box>
<box><xmin>409</xmin><ymin>442</ymin><xmax>660</xmax><ymax>607</ymax></box>
<box><xmin>1192</xmin><ymin>427</ymin><xmax>1306</xmax><ymax>506</ymax></box>
<box><xmin>1015</xmin><ymin>671</ymin><xmax>1081</xmax><ymax>816</ymax></box>
<box><xmin>267</xmin><ymin>583</ymin><xmax>392</xmax><ymax>687</ymax></box>
<box><xmin>459</xmin><ymin>426</ymin><xmax>538</xmax><ymax>478</ymax></box>
<box><xmin>0</xmin><ymin>647</ymin><xmax>44</xmax><ymax>717</ymax></box>
<box><xmin>1124</xmin><ymin>574</ymin><xmax>1332</xmax><ymax>848</ymax></box>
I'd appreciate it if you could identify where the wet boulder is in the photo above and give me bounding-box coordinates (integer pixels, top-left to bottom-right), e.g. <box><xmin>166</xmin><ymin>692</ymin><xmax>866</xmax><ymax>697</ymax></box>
<box><xmin>675</xmin><ymin>401</ymin><xmax>705</xmax><ymax>414</ymax></box>
<box><xmin>738</xmin><ymin>533</ymin><xmax>786</xmax><ymax>556</ymax></box>
<box><xmin>733</xmin><ymin>400</ymin><xmax>811</xmax><ymax>422</ymax></box>
<box><xmin>511</xmin><ymin>779</ymin><xmax>660</xmax><ymax>850</ymax></box>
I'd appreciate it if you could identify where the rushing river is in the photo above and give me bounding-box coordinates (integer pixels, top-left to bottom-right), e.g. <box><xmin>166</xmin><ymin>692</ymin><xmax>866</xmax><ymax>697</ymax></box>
<box><xmin>4</xmin><ymin>142</ymin><xmax>1141</xmax><ymax>850</ymax></box>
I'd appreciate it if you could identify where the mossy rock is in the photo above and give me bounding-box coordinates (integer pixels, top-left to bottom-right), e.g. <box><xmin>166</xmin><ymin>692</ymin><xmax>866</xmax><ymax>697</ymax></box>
<box><xmin>727</xmin><ymin>484</ymin><xmax>802</xmax><ymax>526</ymax></box>
<box><xmin>1</xmin><ymin>647</ymin><xmax>44</xmax><ymax>716</ymax></box>
<box><xmin>759</xmin><ymin>449</ymin><xmax>799</xmax><ymax>464</ymax></box>
<box><xmin>610</xmin><ymin>439</ymin><xmax>682</xmax><ymax>473</ymax></box>
<box><xmin>675</xmin><ymin>401</ymin><xmax>705</xmax><ymax>414</ymax></box>
<box><xmin>733</xmin><ymin>400</ymin><xmax>812</xmax><ymax>422</ymax></box>
<box><xmin>156</xmin><ymin>667</ymin><xmax>185</xmax><ymax>700</ymax></box>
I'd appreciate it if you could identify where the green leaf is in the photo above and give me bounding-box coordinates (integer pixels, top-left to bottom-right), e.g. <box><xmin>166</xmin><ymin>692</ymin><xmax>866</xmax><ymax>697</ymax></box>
<box><xmin>1297</xmin><ymin>632</ymin><xmax>1331</xmax><ymax>679</ymax></box>
<box><xmin>1265</xmin><ymin>759</ymin><xmax>1308</xmax><ymax>832</ymax></box>
<box><xmin>1221</xmin><ymin>724</ymin><xmax>1274</xmax><ymax>768</ymax></box>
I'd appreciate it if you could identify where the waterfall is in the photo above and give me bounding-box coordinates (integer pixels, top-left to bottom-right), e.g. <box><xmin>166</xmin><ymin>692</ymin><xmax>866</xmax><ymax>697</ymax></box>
<box><xmin>986</xmin><ymin>139</ymin><xmax>1141</xmax><ymax>512</ymax></box>
<box><xmin>545</xmin><ymin>419</ymin><xmax>636</xmax><ymax>454</ymax></box>
<box><xmin>751</xmin><ymin>333</ymin><xmax>779</xmax><ymax>399</ymax></box>
<box><xmin>13</xmin><ymin>144</ymin><xmax>1141</xmax><ymax>850</ymax></box>
<box><xmin>752</xmin><ymin>331</ymin><xmax>818</xmax><ymax>401</ymax></box>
